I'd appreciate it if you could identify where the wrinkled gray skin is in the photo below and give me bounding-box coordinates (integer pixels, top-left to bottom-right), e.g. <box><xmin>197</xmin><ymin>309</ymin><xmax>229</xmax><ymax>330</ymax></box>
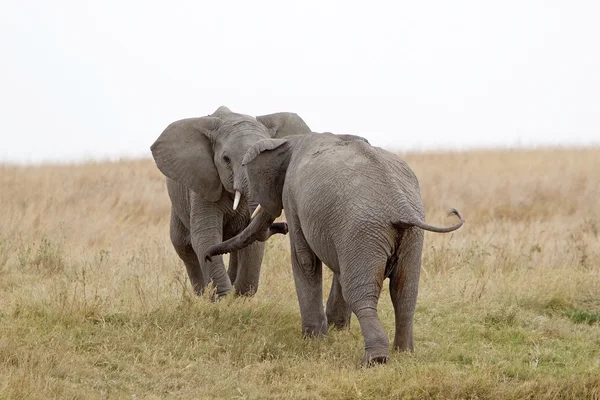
<box><xmin>150</xmin><ymin>106</ymin><xmax>309</xmax><ymax>298</ymax></box>
<box><xmin>205</xmin><ymin>133</ymin><xmax>464</xmax><ymax>365</ymax></box>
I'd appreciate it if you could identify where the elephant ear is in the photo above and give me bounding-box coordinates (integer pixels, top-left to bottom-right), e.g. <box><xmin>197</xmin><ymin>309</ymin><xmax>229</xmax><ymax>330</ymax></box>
<box><xmin>242</xmin><ymin>138</ymin><xmax>291</xmax><ymax>218</ymax></box>
<box><xmin>256</xmin><ymin>112</ymin><xmax>312</xmax><ymax>138</ymax></box>
<box><xmin>321</xmin><ymin>132</ymin><xmax>369</xmax><ymax>144</ymax></box>
<box><xmin>336</xmin><ymin>134</ymin><xmax>370</xmax><ymax>144</ymax></box>
<box><xmin>210</xmin><ymin>106</ymin><xmax>232</xmax><ymax>117</ymax></box>
<box><xmin>150</xmin><ymin>117</ymin><xmax>223</xmax><ymax>201</ymax></box>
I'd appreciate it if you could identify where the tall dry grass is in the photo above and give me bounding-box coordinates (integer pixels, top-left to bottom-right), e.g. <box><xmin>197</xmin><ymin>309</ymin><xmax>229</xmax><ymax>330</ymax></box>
<box><xmin>0</xmin><ymin>148</ymin><xmax>599</xmax><ymax>399</ymax></box>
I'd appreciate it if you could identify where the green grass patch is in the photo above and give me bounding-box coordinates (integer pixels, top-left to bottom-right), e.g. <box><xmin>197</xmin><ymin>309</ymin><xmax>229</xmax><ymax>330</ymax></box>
<box><xmin>566</xmin><ymin>309</ymin><xmax>600</xmax><ymax>325</ymax></box>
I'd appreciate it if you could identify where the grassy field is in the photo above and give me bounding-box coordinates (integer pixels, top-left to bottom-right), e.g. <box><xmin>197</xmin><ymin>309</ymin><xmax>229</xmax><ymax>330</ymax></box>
<box><xmin>1</xmin><ymin>147</ymin><xmax>599</xmax><ymax>399</ymax></box>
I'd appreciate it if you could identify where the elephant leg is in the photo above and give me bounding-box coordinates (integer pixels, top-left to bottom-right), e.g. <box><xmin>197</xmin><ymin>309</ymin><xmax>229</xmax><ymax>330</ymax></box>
<box><xmin>389</xmin><ymin>227</ymin><xmax>423</xmax><ymax>352</ymax></box>
<box><xmin>170</xmin><ymin>210</ymin><xmax>204</xmax><ymax>295</ymax></box>
<box><xmin>326</xmin><ymin>273</ymin><xmax>352</xmax><ymax>329</ymax></box>
<box><xmin>288</xmin><ymin>218</ymin><xmax>327</xmax><ymax>337</ymax></box>
<box><xmin>340</xmin><ymin>251</ymin><xmax>389</xmax><ymax>365</ymax></box>
<box><xmin>227</xmin><ymin>251</ymin><xmax>239</xmax><ymax>285</ymax></box>
<box><xmin>234</xmin><ymin>241</ymin><xmax>265</xmax><ymax>296</ymax></box>
<box><xmin>190</xmin><ymin>199</ymin><xmax>233</xmax><ymax>298</ymax></box>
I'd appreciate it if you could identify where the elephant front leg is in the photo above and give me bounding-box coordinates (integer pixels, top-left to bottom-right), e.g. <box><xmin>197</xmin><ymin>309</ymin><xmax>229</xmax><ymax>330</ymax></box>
<box><xmin>234</xmin><ymin>241</ymin><xmax>265</xmax><ymax>296</ymax></box>
<box><xmin>191</xmin><ymin>239</ymin><xmax>232</xmax><ymax>299</ymax></box>
<box><xmin>326</xmin><ymin>273</ymin><xmax>352</xmax><ymax>329</ymax></box>
<box><xmin>289</xmin><ymin>226</ymin><xmax>327</xmax><ymax>337</ymax></box>
<box><xmin>190</xmin><ymin>200</ymin><xmax>233</xmax><ymax>299</ymax></box>
<box><xmin>170</xmin><ymin>210</ymin><xmax>205</xmax><ymax>295</ymax></box>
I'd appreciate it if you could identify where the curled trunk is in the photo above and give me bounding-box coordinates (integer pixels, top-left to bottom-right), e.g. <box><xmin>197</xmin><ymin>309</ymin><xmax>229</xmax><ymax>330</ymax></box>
<box><xmin>204</xmin><ymin>210</ymin><xmax>283</xmax><ymax>262</ymax></box>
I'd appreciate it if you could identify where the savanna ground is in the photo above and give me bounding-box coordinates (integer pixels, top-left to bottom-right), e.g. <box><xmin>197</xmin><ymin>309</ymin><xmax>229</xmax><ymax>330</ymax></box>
<box><xmin>1</xmin><ymin>147</ymin><xmax>599</xmax><ymax>399</ymax></box>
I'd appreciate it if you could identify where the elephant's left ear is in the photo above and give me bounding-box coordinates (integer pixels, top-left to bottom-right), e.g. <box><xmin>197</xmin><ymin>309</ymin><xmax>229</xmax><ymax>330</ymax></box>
<box><xmin>256</xmin><ymin>112</ymin><xmax>312</xmax><ymax>138</ymax></box>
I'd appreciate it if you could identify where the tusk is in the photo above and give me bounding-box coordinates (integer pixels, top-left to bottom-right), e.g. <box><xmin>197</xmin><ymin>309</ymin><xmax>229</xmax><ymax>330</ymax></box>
<box><xmin>233</xmin><ymin>191</ymin><xmax>241</xmax><ymax>211</ymax></box>
<box><xmin>251</xmin><ymin>204</ymin><xmax>262</xmax><ymax>219</ymax></box>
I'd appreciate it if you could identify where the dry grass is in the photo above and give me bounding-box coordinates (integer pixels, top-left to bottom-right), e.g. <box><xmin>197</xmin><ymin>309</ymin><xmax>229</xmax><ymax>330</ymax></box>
<box><xmin>1</xmin><ymin>147</ymin><xmax>599</xmax><ymax>399</ymax></box>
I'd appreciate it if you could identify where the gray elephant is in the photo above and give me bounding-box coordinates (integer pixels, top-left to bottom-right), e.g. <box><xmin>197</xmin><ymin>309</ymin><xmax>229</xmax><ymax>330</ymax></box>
<box><xmin>150</xmin><ymin>106</ymin><xmax>309</xmax><ymax>298</ymax></box>
<box><xmin>204</xmin><ymin>133</ymin><xmax>464</xmax><ymax>364</ymax></box>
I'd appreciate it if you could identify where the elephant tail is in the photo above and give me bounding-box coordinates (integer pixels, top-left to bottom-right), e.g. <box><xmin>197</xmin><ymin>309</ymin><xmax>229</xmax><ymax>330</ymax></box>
<box><xmin>403</xmin><ymin>208</ymin><xmax>465</xmax><ymax>233</ymax></box>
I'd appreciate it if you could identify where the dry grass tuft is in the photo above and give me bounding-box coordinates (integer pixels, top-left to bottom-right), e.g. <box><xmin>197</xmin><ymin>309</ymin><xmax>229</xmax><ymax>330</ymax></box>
<box><xmin>1</xmin><ymin>148</ymin><xmax>599</xmax><ymax>399</ymax></box>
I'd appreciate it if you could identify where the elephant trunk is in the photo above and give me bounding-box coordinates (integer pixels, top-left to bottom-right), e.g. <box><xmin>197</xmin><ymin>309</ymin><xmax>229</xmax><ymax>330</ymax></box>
<box><xmin>204</xmin><ymin>210</ymin><xmax>282</xmax><ymax>262</ymax></box>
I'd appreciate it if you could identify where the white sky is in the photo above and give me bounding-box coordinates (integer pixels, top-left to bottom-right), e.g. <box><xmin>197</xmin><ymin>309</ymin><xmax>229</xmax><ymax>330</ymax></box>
<box><xmin>1</xmin><ymin>1</ymin><xmax>599</xmax><ymax>164</ymax></box>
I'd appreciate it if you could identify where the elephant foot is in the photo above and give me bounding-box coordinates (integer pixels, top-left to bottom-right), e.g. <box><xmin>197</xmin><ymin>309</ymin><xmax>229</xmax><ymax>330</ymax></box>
<box><xmin>393</xmin><ymin>344</ymin><xmax>414</xmax><ymax>353</ymax></box>
<box><xmin>361</xmin><ymin>347</ymin><xmax>390</xmax><ymax>367</ymax></box>
<box><xmin>327</xmin><ymin>318</ymin><xmax>351</xmax><ymax>330</ymax></box>
<box><xmin>206</xmin><ymin>285</ymin><xmax>233</xmax><ymax>302</ymax></box>
<box><xmin>393</xmin><ymin>331</ymin><xmax>414</xmax><ymax>352</ymax></box>
<box><xmin>233</xmin><ymin>285</ymin><xmax>257</xmax><ymax>297</ymax></box>
<box><xmin>209</xmin><ymin>291</ymin><xmax>229</xmax><ymax>303</ymax></box>
<box><xmin>302</xmin><ymin>322</ymin><xmax>328</xmax><ymax>338</ymax></box>
<box><xmin>326</xmin><ymin>311</ymin><xmax>351</xmax><ymax>330</ymax></box>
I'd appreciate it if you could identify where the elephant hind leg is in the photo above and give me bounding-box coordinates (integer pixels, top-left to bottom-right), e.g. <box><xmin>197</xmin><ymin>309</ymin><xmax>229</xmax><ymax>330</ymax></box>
<box><xmin>233</xmin><ymin>241</ymin><xmax>265</xmax><ymax>296</ymax></box>
<box><xmin>326</xmin><ymin>273</ymin><xmax>352</xmax><ymax>329</ymax></box>
<box><xmin>389</xmin><ymin>226</ymin><xmax>423</xmax><ymax>352</ymax></box>
<box><xmin>288</xmin><ymin>218</ymin><xmax>327</xmax><ymax>337</ymax></box>
<box><xmin>339</xmin><ymin>251</ymin><xmax>389</xmax><ymax>365</ymax></box>
<box><xmin>170</xmin><ymin>210</ymin><xmax>205</xmax><ymax>295</ymax></box>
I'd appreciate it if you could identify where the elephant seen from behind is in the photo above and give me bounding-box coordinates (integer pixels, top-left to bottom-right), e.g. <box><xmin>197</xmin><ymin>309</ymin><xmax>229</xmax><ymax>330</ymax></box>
<box><xmin>205</xmin><ymin>133</ymin><xmax>464</xmax><ymax>364</ymax></box>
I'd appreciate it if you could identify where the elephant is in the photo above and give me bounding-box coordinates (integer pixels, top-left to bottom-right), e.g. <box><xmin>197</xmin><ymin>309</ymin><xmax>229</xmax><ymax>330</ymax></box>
<box><xmin>150</xmin><ymin>106</ymin><xmax>310</xmax><ymax>298</ymax></box>
<box><xmin>204</xmin><ymin>133</ymin><xmax>464</xmax><ymax>364</ymax></box>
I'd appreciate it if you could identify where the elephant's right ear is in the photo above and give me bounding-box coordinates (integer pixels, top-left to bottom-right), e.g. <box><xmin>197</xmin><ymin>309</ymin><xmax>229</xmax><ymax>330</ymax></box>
<box><xmin>256</xmin><ymin>112</ymin><xmax>312</xmax><ymax>138</ymax></box>
<box><xmin>150</xmin><ymin>117</ymin><xmax>223</xmax><ymax>201</ymax></box>
<box><xmin>335</xmin><ymin>134</ymin><xmax>370</xmax><ymax>144</ymax></box>
<box><xmin>242</xmin><ymin>138</ymin><xmax>291</xmax><ymax>218</ymax></box>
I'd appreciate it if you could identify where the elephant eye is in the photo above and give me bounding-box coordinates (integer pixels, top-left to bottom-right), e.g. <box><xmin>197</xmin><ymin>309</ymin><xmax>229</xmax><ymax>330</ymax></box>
<box><xmin>223</xmin><ymin>154</ymin><xmax>231</xmax><ymax>164</ymax></box>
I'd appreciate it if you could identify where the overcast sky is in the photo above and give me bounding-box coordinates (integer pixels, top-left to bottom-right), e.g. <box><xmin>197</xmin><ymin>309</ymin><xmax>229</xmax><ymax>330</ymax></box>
<box><xmin>1</xmin><ymin>1</ymin><xmax>599</xmax><ymax>163</ymax></box>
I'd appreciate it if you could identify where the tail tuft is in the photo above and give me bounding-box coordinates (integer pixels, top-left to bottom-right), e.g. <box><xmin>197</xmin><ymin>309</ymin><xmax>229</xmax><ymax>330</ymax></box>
<box><xmin>402</xmin><ymin>207</ymin><xmax>465</xmax><ymax>234</ymax></box>
<box><xmin>447</xmin><ymin>208</ymin><xmax>464</xmax><ymax>223</ymax></box>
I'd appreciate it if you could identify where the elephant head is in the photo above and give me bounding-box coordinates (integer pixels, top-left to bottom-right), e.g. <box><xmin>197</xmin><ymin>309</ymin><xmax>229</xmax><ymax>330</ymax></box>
<box><xmin>150</xmin><ymin>106</ymin><xmax>311</xmax><ymax>207</ymax></box>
